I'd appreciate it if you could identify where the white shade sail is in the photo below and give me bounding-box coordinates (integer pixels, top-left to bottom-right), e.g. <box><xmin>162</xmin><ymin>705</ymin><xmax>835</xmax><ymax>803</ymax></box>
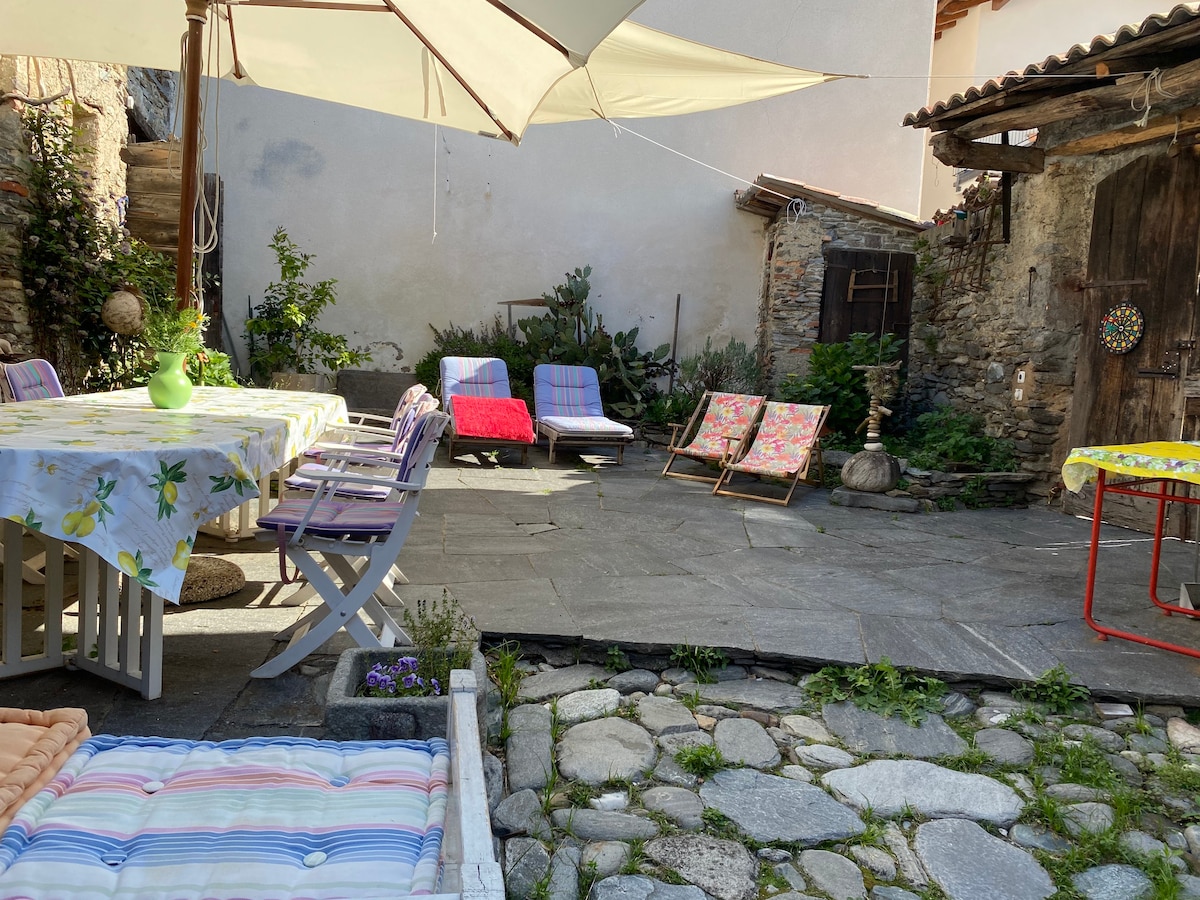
<box><xmin>0</xmin><ymin>0</ymin><xmax>838</xmax><ymax>144</ymax></box>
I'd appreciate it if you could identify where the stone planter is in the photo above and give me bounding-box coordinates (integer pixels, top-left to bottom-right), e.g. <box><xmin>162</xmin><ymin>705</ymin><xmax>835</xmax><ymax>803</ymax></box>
<box><xmin>325</xmin><ymin>646</ymin><xmax>488</xmax><ymax>741</ymax></box>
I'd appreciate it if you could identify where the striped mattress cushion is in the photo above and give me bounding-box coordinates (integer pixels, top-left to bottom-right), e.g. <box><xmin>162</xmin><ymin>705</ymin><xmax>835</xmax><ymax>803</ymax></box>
<box><xmin>0</xmin><ymin>734</ymin><xmax>449</xmax><ymax>899</ymax></box>
<box><xmin>539</xmin><ymin>415</ymin><xmax>633</xmax><ymax>437</ymax></box>
<box><xmin>283</xmin><ymin>464</ymin><xmax>394</xmax><ymax>501</ymax></box>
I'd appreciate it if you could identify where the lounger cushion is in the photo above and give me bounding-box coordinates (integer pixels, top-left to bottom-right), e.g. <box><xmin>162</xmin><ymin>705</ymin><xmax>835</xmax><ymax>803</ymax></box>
<box><xmin>539</xmin><ymin>415</ymin><xmax>633</xmax><ymax>437</ymax></box>
<box><xmin>0</xmin><ymin>735</ymin><xmax>449</xmax><ymax>898</ymax></box>
<box><xmin>450</xmin><ymin>395</ymin><xmax>534</xmax><ymax>443</ymax></box>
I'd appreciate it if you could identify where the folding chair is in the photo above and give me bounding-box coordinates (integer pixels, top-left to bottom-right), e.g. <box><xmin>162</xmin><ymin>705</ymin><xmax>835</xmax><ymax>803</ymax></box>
<box><xmin>300</xmin><ymin>382</ymin><xmax>429</xmax><ymax>463</ymax></box>
<box><xmin>712</xmin><ymin>401</ymin><xmax>830</xmax><ymax>506</ymax></box>
<box><xmin>660</xmin><ymin>391</ymin><xmax>765</xmax><ymax>483</ymax></box>
<box><xmin>439</xmin><ymin>356</ymin><xmax>534</xmax><ymax>463</ymax></box>
<box><xmin>533</xmin><ymin>364</ymin><xmax>633</xmax><ymax>464</ymax></box>
<box><xmin>250</xmin><ymin>410</ymin><xmax>449</xmax><ymax>678</ymax></box>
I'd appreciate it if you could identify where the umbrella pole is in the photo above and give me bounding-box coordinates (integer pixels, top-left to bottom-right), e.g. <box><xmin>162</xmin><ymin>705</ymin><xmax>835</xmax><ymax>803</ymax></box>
<box><xmin>175</xmin><ymin>0</ymin><xmax>209</xmax><ymax>309</ymax></box>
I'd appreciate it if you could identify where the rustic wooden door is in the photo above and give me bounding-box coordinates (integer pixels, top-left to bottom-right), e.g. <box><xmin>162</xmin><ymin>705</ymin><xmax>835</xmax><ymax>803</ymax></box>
<box><xmin>1065</xmin><ymin>150</ymin><xmax>1200</xmax><ymax>533</ymax></box>
<box><xmin>819</xmin><ymin>249</ymin><xmax>913</xmax><ymax>359</ymax></box>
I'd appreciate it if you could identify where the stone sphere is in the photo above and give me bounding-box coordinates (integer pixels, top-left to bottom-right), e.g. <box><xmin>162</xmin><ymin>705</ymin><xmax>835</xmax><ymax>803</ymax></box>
<box><xmin>101</xmin><ymin>290</ymin><xmax>146</xmax><ymax>335</ymax></box>
<box><xmin>840</xmin><ymin>450</ymin><xmax>901</xmax><ymax>493</ymax></box>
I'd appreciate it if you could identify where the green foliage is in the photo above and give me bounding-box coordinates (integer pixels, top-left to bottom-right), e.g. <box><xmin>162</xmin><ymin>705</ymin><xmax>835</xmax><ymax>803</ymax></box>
<box><xmin>412</xmin><ymin>316</ymin><xmax>535</xmax><ymax>402</ymax></box>
<box><xmin>190</xmin><ymin>350</ymin><xmax>241</xmax><ymax>387</ymax></box>
<box><xmin>605</xmin><ymin>644</ymin><xmax>631</xmax><ymax>673</ymax></box>
<box><xmin>20</xmin><ymin>103</ymin><xmax>178</xmax><ymax>392</ymax></box>
<box><xmin>775</xmin><ymin>333</ymin><xmax>904</xmax><ymax>439</ymax></box>
<box><xmin>518</xmin><ymin>266</ymin><xmax>671</xmax><ymax>418</ymax></box>
<box><xmin>244</xmin><ymin>227</ymin><xmax>370</xmax><ymax>382</ymax></box>
<box><xmin>674</xmin><ymin>744</ymin><xmax>726</xmax><ymax>778</ymax></box>
<box><xmin>488</xmin><ymin>641</ymin><xmax>524</xmax><ymax>710</ymax></box>
<box><xmin>1012</xmin><ymin>664</ymin><xmax>1089</xmax><ymax>714</ymax></box>
<box><xmin>141</xmin><ymin>304</ymin><xmax>206</xmax><ymax>355</ymax></box>
<box><xmin>643</xmin><ymin>388</ymin><xmax>701</xmax><ymax>427</ymax></box>
<box><xmin>670</xmin><ymin>644</ymin><xmax>728</xmax><ymax>684</ymax></box>
<box><xmin>399</xmin><ymin>591</ymin><xmax>477</xmax><ymax>696</ymax></box>
<box><xmin>678</xmin><ymin>336</ymin><xmax>761</xmax><ymax>396</ymax></box>
<box><xmin>805</xmin><ymin>657</ymin><xmax>947</xmax><ymax>726</ymax></box>
<box><xmin>903</xmin><ymin>406</ymin><xmax>1017</xmax><ymax>472</ymax></box>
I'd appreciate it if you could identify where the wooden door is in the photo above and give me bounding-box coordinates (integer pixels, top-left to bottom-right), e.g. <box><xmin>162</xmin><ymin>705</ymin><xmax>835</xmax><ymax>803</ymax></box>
<box><xmin>820</xmin><ymin>249</ymin><xmax>913</xmax><ymax>358</ymax></box>
<box><xmin>1065</xmin><ymin>151</ymin><xmax>1200</xmax><ymax>533</ymax></box>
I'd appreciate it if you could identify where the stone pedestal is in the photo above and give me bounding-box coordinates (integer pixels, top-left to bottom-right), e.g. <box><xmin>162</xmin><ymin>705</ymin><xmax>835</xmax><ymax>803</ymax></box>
<box><xmin>840</xmin><ymin>450</ymin><xmax>901</xmax><ymax>493</ymax></box>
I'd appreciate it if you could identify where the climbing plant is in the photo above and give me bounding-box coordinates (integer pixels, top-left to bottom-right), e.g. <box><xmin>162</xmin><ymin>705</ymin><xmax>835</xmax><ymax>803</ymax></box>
<box><xmin>19</xmin><ymin>102</ymin><xmax>175</xmax><ymax>391</ymax></box>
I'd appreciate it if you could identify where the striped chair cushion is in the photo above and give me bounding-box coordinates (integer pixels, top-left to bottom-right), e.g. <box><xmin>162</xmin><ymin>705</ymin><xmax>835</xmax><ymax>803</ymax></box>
<box><xmin>258</xmin><ymin>498</ymin><xmax>406</xmax><ymax>537</ymax></box>
<box><xmin>5</xmin><ymin>359</ymin><xmax>64</xmax><ymax>401</ymax></box>
<box><xmin>534</xmin><ymin>364</ymin><xmax>604</xmax><ymax>419</ymax></box>
<box><xmin>439</xmin><ymin>357</ymin><xmax>512</xmax><ymax>408</ymax></box>
<box><xmin>0</xmin><ymin>735</ymin><xmax>449</xmax><ymax>898</ymax></box>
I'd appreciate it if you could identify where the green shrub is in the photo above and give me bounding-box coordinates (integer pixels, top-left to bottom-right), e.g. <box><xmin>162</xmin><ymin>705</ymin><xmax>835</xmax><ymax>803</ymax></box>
<box><xmin>678</xmin><ymin>336</ymin><xmax>761</xmax><ymax>396</ymax></box>
<box><xmin>518</xmin><ymin>266</ymin><xmax>670</xmax><ymax>418</ymax></box>
<box><xmin>412</xmin><ymin>316</ymin><xmax>535</xmax><ymax>402</ymax></box>
<box><xmin>903</xmin><ymin>406</ymin><xmax>1016</xmax><ymax>472</ymax></box>
<box><xmin>775</xmin><ymin>333</ymin><xmax>904</xmax><ymax>439</ymax></box>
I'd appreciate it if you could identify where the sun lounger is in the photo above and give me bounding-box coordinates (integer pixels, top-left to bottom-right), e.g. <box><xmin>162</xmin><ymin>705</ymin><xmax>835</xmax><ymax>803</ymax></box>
<box><xmin>533</xmin><ymin>363</ymin><xmax>633</xmax><ymax>464</ymax></box>
<box><xmin>440</xmin><ymin>356</ymin><xmax>534</xmax><ymax>463</ymax></box>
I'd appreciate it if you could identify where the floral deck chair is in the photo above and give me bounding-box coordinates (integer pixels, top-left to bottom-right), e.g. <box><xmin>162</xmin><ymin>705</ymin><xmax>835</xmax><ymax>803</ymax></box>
<box><xmin>661</xmin><ymin>391</ymin><xmax>766</xmax><ymax>482</ymax></box>
<box><xmin>713</xmin><ymin>401</ymin><xmax>830</xmax><ymax>506</ymax></box>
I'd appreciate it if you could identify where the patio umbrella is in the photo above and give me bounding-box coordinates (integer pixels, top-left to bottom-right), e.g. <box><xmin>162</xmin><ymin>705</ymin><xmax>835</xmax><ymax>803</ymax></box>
<box><xmin>0</xmin><ymin>0</ymin><xmax>839</xmax><ymax>300</ymax></box>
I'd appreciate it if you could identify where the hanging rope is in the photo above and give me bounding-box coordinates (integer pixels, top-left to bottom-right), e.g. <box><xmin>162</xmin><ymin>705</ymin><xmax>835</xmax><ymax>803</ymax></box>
<box><xmin>1131</xmin><ymin>68</ymin><xmax>1177</xmax><ymax>128</ymax></box>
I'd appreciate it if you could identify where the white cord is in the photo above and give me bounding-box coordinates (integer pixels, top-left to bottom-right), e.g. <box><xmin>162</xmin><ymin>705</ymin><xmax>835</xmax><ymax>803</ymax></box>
<box><xmin>431</xmin><ymin>124</ymin><xmax>438</xmax><ymax>243</ymax></box>
<box><xmin>1131</xmin><ymin>68</ymin><xmax>1177</xmax><ymax>128</ymax></box>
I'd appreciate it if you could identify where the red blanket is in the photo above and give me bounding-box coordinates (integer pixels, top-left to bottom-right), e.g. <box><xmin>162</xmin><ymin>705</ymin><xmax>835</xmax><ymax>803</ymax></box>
<box><xmin>451</xmin><ymin>395</ymin><xmax>535</xmax><ymax>443</ymax></box>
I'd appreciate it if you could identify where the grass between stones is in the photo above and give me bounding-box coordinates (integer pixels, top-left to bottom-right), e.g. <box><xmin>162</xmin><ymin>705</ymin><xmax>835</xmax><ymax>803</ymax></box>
<box><xmin>484</xmin><ymin>646</ymin><xmax>1200</xmax><ymax>899</ymax></box>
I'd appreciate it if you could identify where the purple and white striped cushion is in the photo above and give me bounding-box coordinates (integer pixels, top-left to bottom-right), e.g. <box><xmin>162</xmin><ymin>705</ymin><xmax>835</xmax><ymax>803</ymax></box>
<box><xmin>283</xmin><ymin>465</ymin><xmax>394</xmax><ymax>500</ymax></box>
<box><xmin>534</xmin><ymin>364</ymin><xmax>604</xmax><ymax>419</ymax></box>
<box><xmin>258</xmin><ymin>498</ymin><xmax>406</xmax><ymax>537</ymax></box>
<box><xmin>5</xmin><ymin>359</ymin><xmax>64</xmax><ymax>401</ymax></box>
<box><xmin>440</xmin><ymin>357</ymin><xmax>512</xmax><ymax>407</ymax></box>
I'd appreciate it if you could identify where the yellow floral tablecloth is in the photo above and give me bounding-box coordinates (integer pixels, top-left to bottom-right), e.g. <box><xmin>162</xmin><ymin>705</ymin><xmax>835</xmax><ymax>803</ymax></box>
<box><xmin>0</xmin><ymin>387</ymin><xmax>346</xmax><ymax>602</ymax></box>
<box><xmin>1061</xmin><ymin>441</ymin><xmax>1200</xmax><ymax>493</ymax></box>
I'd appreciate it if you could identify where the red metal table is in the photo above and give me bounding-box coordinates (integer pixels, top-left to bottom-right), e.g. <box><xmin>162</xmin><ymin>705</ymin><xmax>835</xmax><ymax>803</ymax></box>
<box><xmin>1063</xmin><ymin>441</ymin><xmax>1200</xmax><ymax>658</ymax></box>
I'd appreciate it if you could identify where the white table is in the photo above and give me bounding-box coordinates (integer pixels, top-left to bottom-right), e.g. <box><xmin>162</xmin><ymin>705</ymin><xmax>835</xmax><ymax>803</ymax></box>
<box><xmin>0</xmin><ymin>386</ymin><xmax>347</xmax><ymax>698</ymax></box>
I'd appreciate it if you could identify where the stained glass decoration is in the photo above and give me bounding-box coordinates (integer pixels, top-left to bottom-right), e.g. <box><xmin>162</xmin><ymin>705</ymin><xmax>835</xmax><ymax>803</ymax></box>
<box><xmin>1099</xmin><ymin>302</ymin><xmax>1144</xmax><ymax>354</ymax></box>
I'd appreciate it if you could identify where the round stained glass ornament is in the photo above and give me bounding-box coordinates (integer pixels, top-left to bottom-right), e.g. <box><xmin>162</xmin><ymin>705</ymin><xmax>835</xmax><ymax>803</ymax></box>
<box><xmin>1099</xmin><ymin>302</ymin><xmax>1144</xmax><ymax>354</ymax></box>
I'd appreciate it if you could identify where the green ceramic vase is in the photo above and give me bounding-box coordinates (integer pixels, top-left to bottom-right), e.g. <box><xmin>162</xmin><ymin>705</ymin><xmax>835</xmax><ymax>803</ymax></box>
<box><xmin>147</xmin><ymin>351</ymin><xmax>194</xmax><ymax>409</ymax></box>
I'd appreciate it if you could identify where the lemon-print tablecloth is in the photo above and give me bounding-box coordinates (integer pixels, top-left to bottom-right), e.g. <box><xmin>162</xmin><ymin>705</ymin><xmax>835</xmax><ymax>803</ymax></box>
<box><xmin>0</xmin><ymin>387</ymin><xmax>347</xmax><ymax>603</ymax></box>
<box><xmin>1061</xmin><ymin>441</ymin><xmax>1200</xmax><ymax>493</ymax></box>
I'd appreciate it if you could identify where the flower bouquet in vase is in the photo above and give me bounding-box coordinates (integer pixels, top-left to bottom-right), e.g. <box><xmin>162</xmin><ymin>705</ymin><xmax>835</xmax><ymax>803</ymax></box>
<box><xmin>141</xmin><ymin>304</ymin><xmax>207</xmax><ymax>409</ymax></box>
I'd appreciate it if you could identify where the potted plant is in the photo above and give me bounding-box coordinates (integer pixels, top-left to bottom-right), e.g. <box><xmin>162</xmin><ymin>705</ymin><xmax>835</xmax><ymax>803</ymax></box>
<box><xmin>325</xmin><ymin>593</ymin><xmax>486</xmax><ymax>740</ymax></box>
<box><xmin>244</xmin><ymin>227</ymin><xmax>371</xmax><ymax>390</ymax></box>
<box><xmin>140</xmin><ymin>303</ymin><xmax>207</xmax><ymax>409</ymax></box>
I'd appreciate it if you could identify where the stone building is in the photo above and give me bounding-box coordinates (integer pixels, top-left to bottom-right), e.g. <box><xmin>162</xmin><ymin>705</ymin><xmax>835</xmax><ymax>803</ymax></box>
<box><xmin>0</xmin><ymin>57</ymin><xmax>174</xmax><ymax>351</ymax></box>
<box><xmin>903</xmin><ymin>4</ymin><xmax>1200</xmax><ymax>518</ymax></box>
<box><xmin>734</xmin><ymin>175</ymin><xmax>929</xmax><ymax>390</ymax></box>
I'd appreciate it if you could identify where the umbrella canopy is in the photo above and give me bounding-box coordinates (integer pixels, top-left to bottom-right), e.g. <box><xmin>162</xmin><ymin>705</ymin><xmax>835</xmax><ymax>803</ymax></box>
<box><xmin>1</xmin><ymin>0</ymin><xmax>839</xmax><ymax>298</ymax></box>
<box><xmin>1</xmin><ymin>0</ymin><xmax>649</xmax><ymax>143</ymax></box>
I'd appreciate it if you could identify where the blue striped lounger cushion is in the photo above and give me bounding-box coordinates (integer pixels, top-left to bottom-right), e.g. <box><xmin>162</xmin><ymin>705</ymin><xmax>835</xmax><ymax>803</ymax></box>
<box><xmin>0</xmin><ymin>735</ymin><xmax>449</xmax><ymax>899</ymax></box>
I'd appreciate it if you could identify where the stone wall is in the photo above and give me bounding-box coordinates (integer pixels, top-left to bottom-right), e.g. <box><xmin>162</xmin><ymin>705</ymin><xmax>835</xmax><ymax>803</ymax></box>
<box><xmin>905</xmin><ymin>122</ymin><xmax>1159</xmax><ymax>496</ymax></box>
<box><xmin>0</xmin><ymin>57</ymin><xmax>173</xmax><ymax>353</ymax></box>
<box><xmin>756</xmin><ymin>201</ymin><xmax>926</xmax><ymax>388</ymax></box>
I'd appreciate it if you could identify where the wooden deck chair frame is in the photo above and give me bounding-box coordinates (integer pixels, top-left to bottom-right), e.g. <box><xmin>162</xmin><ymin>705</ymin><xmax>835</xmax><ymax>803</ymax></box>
<box><xmin>660</xmin><ymin>390</ymin><xmax>766</xmax><ymax>483</ymax></box>
<box><xmin>712</xmin><ymin>402</ymin><xmax>830</xmax><ymax>507</ymax></box>
<box><xmin>250</xmin><ymin>412</ymin><xmax>448</xmax><ymax>678</ymax></box>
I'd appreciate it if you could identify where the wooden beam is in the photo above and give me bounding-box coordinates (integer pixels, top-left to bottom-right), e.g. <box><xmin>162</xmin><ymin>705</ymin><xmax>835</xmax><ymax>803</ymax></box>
<box><xmin>1048</xmin><ymin>106</ymin><xmax>1200</xmax><ymax>156</ymax></box>
<box><xmin>931</xmin><ymin>132</ymin><xmax>1046</xmax><ymax>172</ymax></box>
<box><xmin>937</xmin><ymin>56</ymin><xmax>1200</xmax><ymax>139</ymax></box>
<box><xmin>992</xmin><ymin>0</ymin><xmax>1010</xmax><ymax>10</ymax></box>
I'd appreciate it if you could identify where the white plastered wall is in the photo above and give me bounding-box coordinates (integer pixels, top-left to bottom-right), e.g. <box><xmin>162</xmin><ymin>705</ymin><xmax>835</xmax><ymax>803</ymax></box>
<box><xmin>920</xmin><ymin>0</ymin><xmax>1178</xmax><ymax>219</ymax></box>
<box><xmin>205</xmin><ymin>0</ymin><xmax>935</xmax><ymax>376</ymax></box>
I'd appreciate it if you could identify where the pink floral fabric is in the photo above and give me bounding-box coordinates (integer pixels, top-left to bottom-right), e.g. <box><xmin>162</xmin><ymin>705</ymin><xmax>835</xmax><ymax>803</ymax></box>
<box><xmin>727</xmin><ymin>402</ymin><xmax>828</xmax><ymax>477</ymax></box>
<box><xmin>678</xmin><ymin>392</ymin><xmax>765</xmax><ymax>460</ymax></box>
